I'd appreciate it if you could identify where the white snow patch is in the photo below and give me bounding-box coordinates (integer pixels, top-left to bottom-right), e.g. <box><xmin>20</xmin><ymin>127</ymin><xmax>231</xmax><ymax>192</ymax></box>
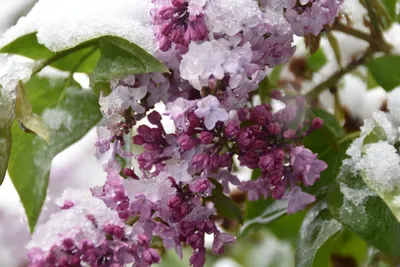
<box><xmin>42</xmin><ymin>108</ymin><xmax>73</xmax><ymax>131</ymax></box>
<box><xmin>340</xmin><ymin>182</ymin><xmax>375</xmax><ymax>207</ymax></box>
<box><xmin>0</xmin><ymin>0</ymin><xmax>156</xmax><ymax>53</ymax></box>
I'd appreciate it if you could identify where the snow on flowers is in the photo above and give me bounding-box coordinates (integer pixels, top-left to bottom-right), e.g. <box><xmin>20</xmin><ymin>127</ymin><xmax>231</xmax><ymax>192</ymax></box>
<box><xmin>26</xmin><ymin>0</ymin><xmax>344</xmax><ymax>266</ymax></box>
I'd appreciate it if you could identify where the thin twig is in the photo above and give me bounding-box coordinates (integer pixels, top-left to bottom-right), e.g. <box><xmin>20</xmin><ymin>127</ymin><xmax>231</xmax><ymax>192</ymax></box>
<box><xmin>305</xmin><ymin>50</ymin><xmax>373</xmax><ymax>99</ymax></box>
<box><xmin>332</xmin><ymin>23</ymin><xmax>392</xmax><ymax>53</ymax></box>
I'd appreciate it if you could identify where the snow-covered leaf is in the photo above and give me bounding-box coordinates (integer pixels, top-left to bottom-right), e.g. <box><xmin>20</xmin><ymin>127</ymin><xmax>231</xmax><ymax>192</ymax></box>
<box><xmin>0</xmin><ymin>0</ymin><xmax>155</xmax><ymax>53</ymax></box>
<box><xmin>7</xmin><ymin>75</ymin><xmax>102</xmax><ymax>232</ymax></box>
<box><xmin>90</xmin><ymin>36</ymin><xmax>168</xmax><ymax>96</ymax></box>
<box><xmin>359</xmin><ymin>141</ymin><xmax>400</xmax><ymax>223</ymax></box>
<box><xmin>327</xmin><ymin>164</ymin><xmax>400</xmax><ymax>256</ymax></box>
<box><xmin>295</xmin><ymin>202</ymin><xmax>342</xmax><ymax>267</ymax></box>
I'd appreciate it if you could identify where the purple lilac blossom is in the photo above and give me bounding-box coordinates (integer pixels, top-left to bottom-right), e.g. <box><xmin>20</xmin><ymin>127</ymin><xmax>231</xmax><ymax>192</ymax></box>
<box><xmin>27</xmin><ymin>0</ymin><xmax>344</xmax><ymax>266</ymax></box>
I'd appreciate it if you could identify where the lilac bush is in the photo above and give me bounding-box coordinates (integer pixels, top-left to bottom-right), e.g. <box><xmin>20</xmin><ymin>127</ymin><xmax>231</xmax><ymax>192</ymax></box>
<box><xmin>23</xmin><ymin>1</ymin><xmax>338</xmax><ymax>265</ymax></box>
<box><xmin>1</xmin><ymin>0</ymin><xmax>400</xmax><ymax>266</ymax></box>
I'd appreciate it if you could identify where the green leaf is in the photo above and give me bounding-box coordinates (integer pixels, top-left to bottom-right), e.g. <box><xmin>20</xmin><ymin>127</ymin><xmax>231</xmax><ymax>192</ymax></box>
<box><xmin>327</xmin><ymin>165</ymin><xmax>400</xmax><ymax>256</ymax></box>
<box><xmin>269</xmin><ymin>65</ymin><xmax>284</xmax><ymax>88</ymax></box>
<box><xmin>381</xmin><ymin>0</ymin><xmax>397</xmax><ymax>24</ymax></box>
<box><xmin>267</xmin><ymin>211</ymin><xmax>306</xmax><ymax>245</ymax></box>
<box><xmin>156</xmin><ymin>247</ymin><xmax>216</xmax><ymax>267</ymax></box>
<box><xmin>0</xmin><ymin>33</ymin><xmax>100</xmax><ymax>73</ymax></box>
<box><xmin>241</xmin><ymin>198</ymin><xmax>288</xmax><ymax>237</ymax></box>
<box><xmin>307</xmin><ymin>108</ymin><xmax>344</xmax><ymax>142</ymax></box>
<box><xmin>241</xmin><ymin>168</ymin><xmax>287</xmax><ymax>237</ymax></box>
<box><xmin>15</xmin><ymin>81</ymin><xmax>49</xmax><ymax>142</ymax></box>
<box><xmin>303</xmin><ymin>109</ymin><xmax>349</xmax><ymax>197</ymax></box>
<box><xmin>305</xmin><ymin>140</ymin><xmax>351</xmax><ymax>198</ymax></box>
<box><xmin>0</xmin><ymin>85</ymin><xmax>14</xmax><ymax>185</ymax></box>
<box><xmin>258</xmin><ymin>76</ymin><xmax>270</xmax><ymax>103</ymax></box>
<box><xmin>326</xmin><ymin>32</ymin><xmax>341</xmax><ymax>67</ymax></box>
<box><xmin>90</xmin><ymin>36</ymin><xmax>169</xmax><ymax>96</ymax></box>
<box><xmin>307</xmin><ymin>48</ymin><xmax>328</xmax><ymax>72</ymax></box>
<box><xmin>7</xmin><ymin>75</ymin><xmax>102</xmax><ymax>232</ymax></box>
<box><xmin>367</xmin><ymin>56</ymin><xmax>400</xmax><ymax>91</ymax></box>
<box><xmin>367</xmin><ymin>70</ymin><xmax>379</xmax><ymax>89</ymax></box>
<box><xmin>295</xmin><ymin>202</ymin><xmax>343</xmax><ymax>267</ymax></box>
<box><xmin>330</xmin><ymin>229</ymin><xmax>368</xmax><ymax>266</ymax></box>
<box><xmin>213</xmin><ymin>194</ymin><xmax>243</xmax><ymax>224</ymax></box>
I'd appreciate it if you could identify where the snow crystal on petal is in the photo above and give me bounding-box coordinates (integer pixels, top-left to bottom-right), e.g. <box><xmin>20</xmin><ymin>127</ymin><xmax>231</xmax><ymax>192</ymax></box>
<box><xmin>165</xmin><ymin>161</ymin><xmax>192</xmax><ymax>183</ymax></box>
<box><xmin>204</xmin><ymin>0</ymin><xmax>262</xmax><ymax>36</ymax></box>
<box><xmin>55</xmin><ymin>188</ymin><xmax>123</xmax><ymax>226</ymax></box>
<box><xmin>180</xmin><ymin>40</ymin><xmax>226</xmax><ymax>90</ymax></box>
<box><xmin>27</xmin><ymin>211</ymin><xmax>101</xmax><ymax>251</ymax></box>
<box><xmin>123</xmin><ymin>172</ymin><xmax>175</xmax><ymax>203</ymax></box>
<box><xmin>27</xmin><ymin>188</ymin><xmax>124</xmax><ymax>251</ymax></box>
<box><xmin>188</xmin><ymin>0</ymin><xmax>207</xmax><ymax>16</ymax></box>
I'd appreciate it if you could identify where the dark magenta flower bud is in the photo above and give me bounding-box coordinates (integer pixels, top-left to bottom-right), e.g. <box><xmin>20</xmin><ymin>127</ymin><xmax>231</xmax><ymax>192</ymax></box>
<box><xmin>267</xmin><ymin>123</ymin><xmax>281</xmax><ymax>135</ymax></box>
<box><xmin>311</xmin><ymin>117</ymin><xmax>324</xmax><ymax>129</ymax></box>
<box><xmin>199</xmin><ymin>131</ymin><xmax>214</xmax><ymax>144</ymax></box>
<box><xmin>259</xmin><ymin>155</ymin><xmax>274</xmax><ymax>171</ymax></box>
<box><xmin>237</xmin><ymin>128</ymin><xmax>254</xmax><ymax>151</ymax></box>
<box><xmin>148</xmin><ymin>111</ymin><xmax>162</xmax><ymax>125</ymax></box>
<box><xmin>177</xmin><ymin>134</ymin><xmax>198</xmax><ymax>150</ymax></box>
<box><xmin>225</xmin><ymin>120</ymin><xmax>240</xmax><ymax>139</ymax></box>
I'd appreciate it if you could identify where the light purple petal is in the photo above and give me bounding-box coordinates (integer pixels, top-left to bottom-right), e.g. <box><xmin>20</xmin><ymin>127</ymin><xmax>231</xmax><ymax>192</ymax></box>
<box><xmin>287</xmin><ymin>187</ymin><xmax>316</xmax><ymax>214</ymax></box>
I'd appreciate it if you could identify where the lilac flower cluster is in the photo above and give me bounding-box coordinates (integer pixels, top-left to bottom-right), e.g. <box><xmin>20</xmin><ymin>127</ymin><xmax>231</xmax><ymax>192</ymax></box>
<box><xmin>136</xmin><ymin>97</ymin><xmax>326</xmax><ymax>208</ymax></box>
<box><xmin>27</xmin><ymin>0</ymin><xmax>342</xmax><ymax>266</ymax></box>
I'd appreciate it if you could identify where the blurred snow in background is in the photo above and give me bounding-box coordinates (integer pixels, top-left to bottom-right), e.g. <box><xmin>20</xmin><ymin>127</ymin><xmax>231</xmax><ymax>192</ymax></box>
<box><xmin>0</xmin><ymin>0</ymin><xmax>399</xmax><ymax>266</ymax></box>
